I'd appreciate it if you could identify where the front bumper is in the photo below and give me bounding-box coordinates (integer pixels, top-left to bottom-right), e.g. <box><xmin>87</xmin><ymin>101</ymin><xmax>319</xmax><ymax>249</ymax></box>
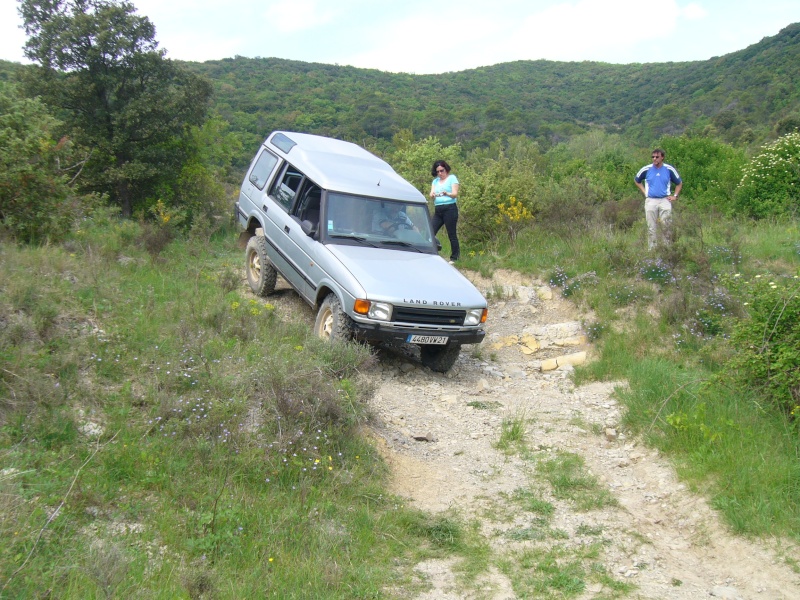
<box><xmin>350</xmin><ymin>321</ymin><xmax>485</xmax><ymax>346</ymax></box>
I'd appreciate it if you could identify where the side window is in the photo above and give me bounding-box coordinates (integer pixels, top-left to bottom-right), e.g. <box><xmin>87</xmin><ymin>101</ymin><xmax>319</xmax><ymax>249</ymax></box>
<box><xmin>295</xmin><ymin>184</ymin><xmax>322</xmax><ymax>229</ymax></box>
<box><xmin>269</xmin><ymin>164</ymin><xmax>305</xmax><ymax>211</ymax></box>
<box><xmin>248</xmin><ymin>150</ymin><xmax>279</xmax><ymax>190</ymax></box>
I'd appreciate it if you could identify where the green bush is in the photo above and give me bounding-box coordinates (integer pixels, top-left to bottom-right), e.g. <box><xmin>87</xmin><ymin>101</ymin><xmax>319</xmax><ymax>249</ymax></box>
<box><xmin>0</xmin><ymin>82</ymin><xmax>99</xmax><ymax>242</ymax></box>
<box><xmin>658</xmin><ymin>135</ymin><xmax>746</xmax><ymax>214</ymax></box>
<box><xmin>459</xmin><ymin>158</ymin><xmax>539</xmax><ymax>244</ymax></box>
<box><xmin>735</xmin><ymin>132</ymin><xmax>800</xmax><ymax>218</ymax></box>
<box><xmin>724</xmin><ymin>274</ymin><xmax>800</xmax><ymax>415</ymax></box>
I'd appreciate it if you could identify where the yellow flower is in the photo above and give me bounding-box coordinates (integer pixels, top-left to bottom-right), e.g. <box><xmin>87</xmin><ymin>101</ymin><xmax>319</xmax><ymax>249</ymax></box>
<box><xmin>231</xmin><ymin>301</ymin><xmax>240</xmax><ymax>310</ymax></box>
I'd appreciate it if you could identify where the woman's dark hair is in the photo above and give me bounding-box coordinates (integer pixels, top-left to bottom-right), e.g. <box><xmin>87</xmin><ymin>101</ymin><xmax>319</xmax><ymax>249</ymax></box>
<box><xmin>431</xmin><ymin>160</ymin><xmax>451</xmax><ymax>177</ymax></box>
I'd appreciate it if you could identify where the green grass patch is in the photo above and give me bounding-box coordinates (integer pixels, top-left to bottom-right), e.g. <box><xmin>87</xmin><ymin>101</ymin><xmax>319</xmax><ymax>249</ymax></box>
<box><xmin>0</xmin><ymin>219</ymin><xmax>483</xmax><ymax>598</ymax></box>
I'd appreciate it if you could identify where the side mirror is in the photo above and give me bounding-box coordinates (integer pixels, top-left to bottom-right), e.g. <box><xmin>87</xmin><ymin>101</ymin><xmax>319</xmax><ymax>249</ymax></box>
<box><xmin>301</xmin><ymin>220</ymin><xmax>317</xmax><ymax>237</ymax></box>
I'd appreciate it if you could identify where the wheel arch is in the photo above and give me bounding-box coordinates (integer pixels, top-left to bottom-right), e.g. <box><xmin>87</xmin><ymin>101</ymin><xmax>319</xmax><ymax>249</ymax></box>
<box><xmin>246</xmin><ymin>216</ymin><xmax>264</xmax><ymax>236</ymax></box>
<box><xmin>237</xmin><ymin>216</ymin><xmax>265</xmax><ymax>249</ymax></box>
<box><xmin>314</xmin><ymin>284</ymin><xmax>339</xmax><ymax>310</ymax></box>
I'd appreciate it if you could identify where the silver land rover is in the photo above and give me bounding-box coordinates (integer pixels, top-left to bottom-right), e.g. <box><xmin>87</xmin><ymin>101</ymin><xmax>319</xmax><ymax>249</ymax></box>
<box><xmin>235</xmin><ymin>131</ymin><xmax>487</xmax><ymax>372</ymax></box>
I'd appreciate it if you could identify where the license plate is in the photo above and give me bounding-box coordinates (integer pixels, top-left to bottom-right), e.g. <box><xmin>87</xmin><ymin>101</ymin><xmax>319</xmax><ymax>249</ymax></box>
<box><xmin>407</xmin><ymin>334</ymin><xmax>448</xmax><ymax>345</ymax></box>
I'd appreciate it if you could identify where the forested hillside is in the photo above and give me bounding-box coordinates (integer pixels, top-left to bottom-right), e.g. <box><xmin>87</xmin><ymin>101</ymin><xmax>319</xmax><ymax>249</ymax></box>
<box><xmin>181</xmin><ymin>22</ymin><xmax>800</xmax><ymax>165</ymax></box>
<box><xmin>4</xmin><ymin>22</ymin><xmax>799</xmax><ymax>168</ymax></box>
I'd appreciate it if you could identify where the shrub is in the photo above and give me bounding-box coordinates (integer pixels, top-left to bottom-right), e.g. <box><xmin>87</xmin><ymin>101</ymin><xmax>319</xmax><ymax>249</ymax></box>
<box><xmin>658</xmin><ymin>135</ymin><xmax>746</xmax><ymax>214</ymax></box>
<box><xmin>496</xmin><ymin>195</ymin><xmax>534</xmax><ymax>241</ymax></box>
<box><xmin>735</xmin><ymin>132</ymin><xmax>800</xmax><ymax>218</ymax></box>
<box><xmin>0</xmin><ymin>83</ymin><xmax>99</xmax><ymax>242</ymax></box>
<box><xmin>458</xmin><ymin>155</ymin><xmax>539</xmax><ymax>244</ymax></box>
<box><xmin>724</xmin><ymin>274</ymin><xmax>800</xmax><ymax>415</ymax></box>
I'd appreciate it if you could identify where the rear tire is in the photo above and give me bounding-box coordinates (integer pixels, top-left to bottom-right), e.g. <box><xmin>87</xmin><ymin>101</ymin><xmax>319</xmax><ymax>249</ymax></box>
<box><xmin>314</xmin><ymin>294</ymin><xmax>352</xmax><ymax>342</ymax></box>
<box><xmin>420</xmin><ymin>342</ymin><xmax>461</xmax><ymax>373</ymax></box>
<box><xmin>245</xmin><ymin>235</ymin><xmax>277</xmax><ymax>297</ymax></box>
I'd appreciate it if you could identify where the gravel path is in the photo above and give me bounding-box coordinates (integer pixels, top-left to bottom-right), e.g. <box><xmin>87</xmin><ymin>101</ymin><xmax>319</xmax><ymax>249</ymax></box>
<box><xmin>260</xmin><ymin>268</ymin><xmax>800</xmax><ymax>599</ymax></box>
<box><xmin>365</xmin><ymin>269</ymin><xmax>800</xmax><ymax>600</ymax></box>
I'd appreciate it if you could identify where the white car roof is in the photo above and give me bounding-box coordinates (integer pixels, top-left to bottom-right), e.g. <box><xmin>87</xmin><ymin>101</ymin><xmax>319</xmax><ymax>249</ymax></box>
<box><xmin>265</xmin><ymin>131</ymin><xmax>426</xmax><ymax>203</ymax></box>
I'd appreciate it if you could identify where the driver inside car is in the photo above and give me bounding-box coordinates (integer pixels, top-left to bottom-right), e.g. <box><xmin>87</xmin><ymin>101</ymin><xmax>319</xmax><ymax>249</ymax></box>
<box><xmin>372</xmin><ymin>202</ymin><xmax>417</xmax><ymax>235</ymax></box>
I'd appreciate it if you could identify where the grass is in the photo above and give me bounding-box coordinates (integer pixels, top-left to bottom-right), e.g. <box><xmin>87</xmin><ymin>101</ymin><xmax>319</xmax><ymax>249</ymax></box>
<box><xmin>494</xmin><ymin>412</ymin><xmax>530</xmax><ymax>455</ymax></box>
<box><xmin>4</xmin><ymin>203</ymin><xmax>800</xmax><ymax>597</ymax></box>
<box><xmin>490</xmin><ymin>213</ymin><xmax>800</xmax><ymax>541</ymax></box>
<box><xmin>0</xmin><ymin>214</ymin><xmax>485</xmax><ymax>598</ymax></box>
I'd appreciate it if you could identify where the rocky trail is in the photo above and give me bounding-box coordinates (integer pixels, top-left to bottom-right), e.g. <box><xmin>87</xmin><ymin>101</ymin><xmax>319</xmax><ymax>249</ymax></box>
<box><xmin>267</xmin><ymin>269</ymin><xmax>800</xmax><ymax>600</ymax></box>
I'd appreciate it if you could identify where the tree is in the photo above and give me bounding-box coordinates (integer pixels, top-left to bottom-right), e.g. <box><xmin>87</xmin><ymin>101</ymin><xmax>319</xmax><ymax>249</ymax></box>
<box><xmin>0</xmin><ymin>82</ymin><xmax>98</xmax><ymax>242</ymax></box>
<box><xmin>20</xmin><ymin>0</ymin><xmax>213</xmax><ymax>217</ymax></box>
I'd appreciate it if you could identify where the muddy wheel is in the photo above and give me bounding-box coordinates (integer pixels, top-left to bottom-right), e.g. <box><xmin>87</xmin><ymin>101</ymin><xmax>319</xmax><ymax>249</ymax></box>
<box><xmin>420</xmin><ymin>342</ymin><xmax>461</xmax><ymax>372</ymax></box>
<box><xmin>314</xmin><ymin>294</ymin><xmax>352</xmax><ymax>342</ymax></box>
<box><xmin>245</xmin><ymin>235</ymin><xmax>277</xmax><ymax>296</ymax></box>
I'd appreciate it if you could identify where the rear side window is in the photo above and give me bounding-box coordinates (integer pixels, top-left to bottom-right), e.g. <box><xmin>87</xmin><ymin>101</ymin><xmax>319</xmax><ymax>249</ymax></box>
<box><xmin>248</xmin><ymin>150</ymin><xmax>279</xmax><ymax>190</ymax></box>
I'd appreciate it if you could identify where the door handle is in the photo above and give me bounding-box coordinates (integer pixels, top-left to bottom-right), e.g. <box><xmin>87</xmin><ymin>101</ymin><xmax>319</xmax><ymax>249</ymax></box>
<box><xmin>284</xmin><ymin>225</ymin><xmax>291</xmax><ymax>234</ymax></box>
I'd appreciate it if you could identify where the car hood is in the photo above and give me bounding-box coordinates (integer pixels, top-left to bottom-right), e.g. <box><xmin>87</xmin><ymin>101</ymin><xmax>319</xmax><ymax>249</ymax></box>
<box><xmin>327</xmin><ymin>245</ymin><xmax>486</xmax><ymax>308</ymax></box>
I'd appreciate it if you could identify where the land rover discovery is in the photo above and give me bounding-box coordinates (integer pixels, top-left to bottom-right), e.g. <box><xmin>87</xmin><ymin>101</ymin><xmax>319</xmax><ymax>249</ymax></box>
<box><xmin>235</xmin><ymin>131</ymin><xmax>487</xmax><ymax>372</ymax></box>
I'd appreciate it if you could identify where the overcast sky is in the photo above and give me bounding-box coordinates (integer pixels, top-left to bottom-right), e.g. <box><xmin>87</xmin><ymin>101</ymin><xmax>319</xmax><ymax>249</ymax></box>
<box><xmin>2</xmin><ymin>0</ymin><xmax>799</xmax><ymax>74</ymax></box>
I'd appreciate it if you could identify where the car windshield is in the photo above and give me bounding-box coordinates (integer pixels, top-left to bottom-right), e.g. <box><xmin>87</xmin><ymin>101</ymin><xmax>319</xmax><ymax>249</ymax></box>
<box><xmin>323</xmin><ymin>192</ymin><xmax>435</xmax><ymax>251</ymax></box>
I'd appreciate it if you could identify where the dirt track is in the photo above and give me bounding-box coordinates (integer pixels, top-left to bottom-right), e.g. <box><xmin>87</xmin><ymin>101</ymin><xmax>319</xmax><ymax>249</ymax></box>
<box><xmin>265</xmin><ymin>268</ymin><xmax>800</xmax><ymax>599</ymax></box>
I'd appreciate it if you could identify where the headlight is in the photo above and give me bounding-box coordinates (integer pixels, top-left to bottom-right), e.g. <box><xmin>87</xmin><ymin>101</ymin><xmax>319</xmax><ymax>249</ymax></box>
<box><xmin>353</xmin><ymin>299</ymin><xmax>392</xmax><ymax>321</ymax></box>
<box><xmin>368</xmin><ymin>301</ymin><xmax>393</xmax><ymax>321</ymax></box>
<box><xmin>464</xmin><ymin>308</ymin><xmax>487</xmax><ymax>326</ymax></box>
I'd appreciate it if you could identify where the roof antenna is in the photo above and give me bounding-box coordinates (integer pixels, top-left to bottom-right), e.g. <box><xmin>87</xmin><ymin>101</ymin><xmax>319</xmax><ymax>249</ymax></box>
<box><xmin>377</xmin><ymin>179</ymin><xmax>381</xmax><ymax>186</ymax></box>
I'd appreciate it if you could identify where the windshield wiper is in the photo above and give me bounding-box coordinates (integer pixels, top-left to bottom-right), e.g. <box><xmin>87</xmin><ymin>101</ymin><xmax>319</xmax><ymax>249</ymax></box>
<box><xmin>379</xmin><ymin>240</ymin><xmax>425</xmax><ymax>252</ymax></box>
<box><xmin>328</xmin><ymin>234</ymin><xmax>380</xmax><ymax>248</ymax></box>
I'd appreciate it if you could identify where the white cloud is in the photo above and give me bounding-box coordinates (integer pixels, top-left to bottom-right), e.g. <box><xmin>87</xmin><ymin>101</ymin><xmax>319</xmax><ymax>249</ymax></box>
<box><xmin>337</xmin><ymin>0</ymin><xmax>708</xmax><ymax>72</ymax></box>
<box><xmin>681</xmin><ymin>3</ymin><xmax>709</xmax><ymax>20</ymax></box>
<box><xmin>340</xmin><ymin>13</ymin><xmax>507</xmax><ymax>73</ymax></box>
<box><xmin>0</xmin><ymin>3</ymin><xmax>28</xmax><ymax>64</ymax></box>
<box><xmin>263</xmin><ymin>0</ymin><xmax>338</xmax><ymax>34</ymax></box>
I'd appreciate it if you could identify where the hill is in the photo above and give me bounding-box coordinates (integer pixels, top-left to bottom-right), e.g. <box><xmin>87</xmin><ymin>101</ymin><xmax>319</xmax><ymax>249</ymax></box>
<box><xmin>182</xmin><ymin>22</ymin><xmax>800</xmax><ymax>162</ymax></box>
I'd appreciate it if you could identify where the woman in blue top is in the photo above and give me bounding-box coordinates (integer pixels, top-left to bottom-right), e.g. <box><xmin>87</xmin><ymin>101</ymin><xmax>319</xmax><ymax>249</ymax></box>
<box><xmin>429</xmin><ymin>160</ymin><xmax>460</xmax><ymax>263</ymax></box>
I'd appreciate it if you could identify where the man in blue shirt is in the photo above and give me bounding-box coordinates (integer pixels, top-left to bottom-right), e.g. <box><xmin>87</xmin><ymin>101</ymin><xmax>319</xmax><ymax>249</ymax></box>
<box><xmin>635</xmin><ymin>148</ymin><xmax>683</xmax><ymax>249</ymax></box>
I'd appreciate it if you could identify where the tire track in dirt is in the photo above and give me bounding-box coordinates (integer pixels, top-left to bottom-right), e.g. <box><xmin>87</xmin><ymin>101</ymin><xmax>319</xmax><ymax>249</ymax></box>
<box><xmin>365</xmin><ymin>269</ymin><xmax>800</xmax><ymax>600</ymax></box>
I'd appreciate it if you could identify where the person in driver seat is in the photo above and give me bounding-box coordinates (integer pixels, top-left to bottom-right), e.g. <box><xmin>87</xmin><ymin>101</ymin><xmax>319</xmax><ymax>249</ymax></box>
<box><xmin>372</xmin><ymin>202</ymin><xmax>417</xmax><ymax>235</ymax></box>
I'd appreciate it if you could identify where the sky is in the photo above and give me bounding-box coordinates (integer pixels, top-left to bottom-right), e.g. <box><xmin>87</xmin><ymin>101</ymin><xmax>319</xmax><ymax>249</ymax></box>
<box><xmin>2</xmin><ymin>0</ymin><xmax>800</xmax><ymax>74</ymax></box>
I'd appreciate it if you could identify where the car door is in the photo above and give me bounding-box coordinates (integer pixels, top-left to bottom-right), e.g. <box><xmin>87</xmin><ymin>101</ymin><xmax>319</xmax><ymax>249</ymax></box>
<box><xmin>262</xmin><ymin>163</ymin><xmax>324</xmax><ymax>302</ymax></box>
<box><xmin>286</xmin><ymin>184</ymin><xmax>325</xmax><ymax>301</ymax></box>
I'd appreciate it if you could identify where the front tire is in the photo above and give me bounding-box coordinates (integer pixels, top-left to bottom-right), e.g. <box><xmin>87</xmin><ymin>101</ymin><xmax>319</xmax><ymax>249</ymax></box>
<box><xmin>245</xmin><ymin>235</ymin><xmax>277</xmax><ymax>297</ymax></box>
<box><xmin>420</xmin><ymin>342</ymin><xmax>461</xmax><ymax>373</ymax></box>
<box><xmin>314</xmin><ymin>294</ymin><xmax>352</xmax><ymax>342</ymax></box>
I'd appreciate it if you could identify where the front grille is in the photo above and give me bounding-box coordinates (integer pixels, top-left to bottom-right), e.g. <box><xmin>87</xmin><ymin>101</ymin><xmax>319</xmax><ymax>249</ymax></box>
<box><xmin>392</xmin><ymin>306</ymin><xmax>466</xmax><ymax>326</ymax></box>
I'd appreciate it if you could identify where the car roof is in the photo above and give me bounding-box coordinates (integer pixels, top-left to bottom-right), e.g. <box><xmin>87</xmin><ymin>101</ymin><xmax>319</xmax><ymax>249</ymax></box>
<box><xmin>265</xmin><ymin>131</ymin><xmax>426</xmax><ymax>204</ymax></box>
